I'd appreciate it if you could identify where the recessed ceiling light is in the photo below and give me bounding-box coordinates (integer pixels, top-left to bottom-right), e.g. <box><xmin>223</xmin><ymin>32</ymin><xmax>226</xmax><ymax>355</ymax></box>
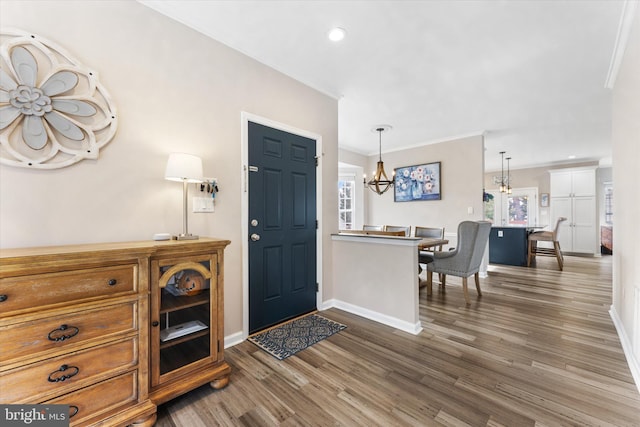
<box><xmin>568</xmin><ymin>155</ymin><xmax>576</xmax><ymax>159</ymax></box>
<box><xmin>328</xmin><ymin>27</ymin><xmax>346</xmax><ymax>42</ymax></box>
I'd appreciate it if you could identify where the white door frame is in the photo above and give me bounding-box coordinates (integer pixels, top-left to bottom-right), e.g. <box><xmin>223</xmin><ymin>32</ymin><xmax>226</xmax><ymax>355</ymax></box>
<box><xmin>240</xmin><ymin>112</ymin><xmax>323</xmax><ymax>340</ymax></box>
<box><xmin>489</xmin><ymin>187</ymin><xmax>539</xmax><ymax>226</ymax></box>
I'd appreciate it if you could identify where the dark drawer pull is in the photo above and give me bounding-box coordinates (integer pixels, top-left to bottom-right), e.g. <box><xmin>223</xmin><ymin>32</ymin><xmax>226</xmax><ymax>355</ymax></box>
<box><xmin>47</xmin><ymin>324</ymin><xmax>79</xmax><ymax>342</ymax></box>
<box><xmin>108</xmin><ymin>278</ymin><xmax>117</xmax><ymax>286</ymax></box>
<box><xmin>69</xmin><ymin>405</ymin><xmax>79</xmax><ymax>418</ymax></box>
<box><xmin>48</xmin><ymin>364</ymin><xmax>80</xmax><ymax>382</ymax></box>
<box><xmin>0</xmin><ymin>294</ymin><xmax>7</xmax><ymax>302</ymax></box>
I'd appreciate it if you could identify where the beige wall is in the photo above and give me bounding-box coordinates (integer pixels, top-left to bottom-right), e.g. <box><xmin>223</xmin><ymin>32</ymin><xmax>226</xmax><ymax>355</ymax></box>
<box><xmin>0</xmin><ymin>1</ymin><xmax>339</xmax><ymax>337</ymax></box>
<box><xmin>611</xmin><ymin>6</ymin><xmax>640</xmax><ymax>379</ymax></box>
<box><xmin>366</xmin><ymin>135</ymin><xmax>485</xmax><ymax>236</ymax></box>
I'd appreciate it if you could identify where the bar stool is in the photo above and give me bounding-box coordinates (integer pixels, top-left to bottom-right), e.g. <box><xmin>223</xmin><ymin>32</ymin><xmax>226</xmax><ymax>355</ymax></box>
<box><xmin>527</xmin><ymin>217</ymin><xmax>567</xmax><ymax>270</ymax></box>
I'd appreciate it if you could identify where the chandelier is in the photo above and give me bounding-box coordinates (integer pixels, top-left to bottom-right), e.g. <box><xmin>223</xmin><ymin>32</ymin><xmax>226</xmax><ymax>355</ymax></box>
<box><xmin>365</xmin><ymin>126</ymin><xmax>394</xmax><ymax>195</ymax></box>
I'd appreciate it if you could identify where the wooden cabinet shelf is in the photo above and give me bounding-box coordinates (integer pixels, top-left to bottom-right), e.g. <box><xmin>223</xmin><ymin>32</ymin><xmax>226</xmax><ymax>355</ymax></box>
<box><xmin>159</xmin><ymin>329</ymin><xmax>209</xmax><ymax>350</ymax></box>
<box><xmin>160</xmin><ymin>334</ymin><xmax>210</xmax><ymax>374</ymax></box>
<box><xmin>160</xmin><ymin>290</ymin><xmax>209</xmax><ymax>314</ymax></box>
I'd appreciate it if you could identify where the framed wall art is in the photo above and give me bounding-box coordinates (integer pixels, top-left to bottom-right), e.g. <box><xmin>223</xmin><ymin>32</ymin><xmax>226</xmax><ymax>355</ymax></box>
<box><xmin>394</xmin><ymin>161</ymin><xmax>441</xmax><ymax>202</ymax></box>
<box><xmin>540</xmin><ymin>193</ymin><xmax>549</xmax><ymax>207</ymax></box>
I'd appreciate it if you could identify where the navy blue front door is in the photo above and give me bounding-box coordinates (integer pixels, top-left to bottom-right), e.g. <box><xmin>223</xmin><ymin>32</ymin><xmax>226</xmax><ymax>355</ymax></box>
<box><xmin>248</xmin><ymin>122</ymin><xmax>317</xmax><ymax>334</ymax></box>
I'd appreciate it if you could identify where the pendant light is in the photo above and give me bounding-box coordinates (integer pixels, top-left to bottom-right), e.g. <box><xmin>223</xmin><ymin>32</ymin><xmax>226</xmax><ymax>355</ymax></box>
<box><xmin>365</xmin><ymin>125</ymin><xmax>394</xmax><ymax>195</ymax></box>
<box><xmin>506</xmin><ymin>156</ymin><xmax>512</xmax><ymax>194</ymax></box>
<box><xmin>499</xmin><ymin>151</ymin><xmax>506</xmax><ymax>193</ymax></box>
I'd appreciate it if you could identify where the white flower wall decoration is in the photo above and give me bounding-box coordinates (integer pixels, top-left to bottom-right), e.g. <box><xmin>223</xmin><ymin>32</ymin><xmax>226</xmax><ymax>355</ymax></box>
<box><xmin>0</xmin><ymin>29</ymin><xmax>117</xmax><ymax>169</ymax></box>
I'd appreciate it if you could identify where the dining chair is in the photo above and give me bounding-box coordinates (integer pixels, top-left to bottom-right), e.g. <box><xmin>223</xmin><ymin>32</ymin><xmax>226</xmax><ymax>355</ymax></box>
<box><xmin>426</xmin><ymin>221</ymin><xmax>491</xmax><ymax>305</ymax></box>
<box><xmin>363</xmin><ymin>224</ymin><xmax>384</xmax><ymax>231</ymax></box>
<box><xmin>527</xmin><ymin>217</ymin><xmax>567</xmax><ymax>270</ymax></box>
<box><xmin>414</xmin><ymin>226</ymin><xmax>445</xmax><ymax>249</ymax></box>
<box><xmin>415</xmin><ymin>226</ymin><xmax>445</xmax><ymax>272</ymax></box>
<box><xmin>384</xmin><ymin>225</ymin><xmax>411</xmax><ymax>237</ymax></box>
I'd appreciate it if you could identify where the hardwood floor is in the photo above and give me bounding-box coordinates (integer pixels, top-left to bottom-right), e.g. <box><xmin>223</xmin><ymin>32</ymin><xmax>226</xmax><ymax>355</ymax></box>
<box><xmin>155</xmin><ymin>255</ymin><xmax>640</xmax><ymax>426</ymax></box>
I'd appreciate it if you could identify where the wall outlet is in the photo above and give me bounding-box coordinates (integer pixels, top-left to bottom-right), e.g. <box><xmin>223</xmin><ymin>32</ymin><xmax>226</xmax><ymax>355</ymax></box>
<box><xmin>193</xmin><ymin>197</ymin><xmax>214</xmax><ymax>213</ymax></box>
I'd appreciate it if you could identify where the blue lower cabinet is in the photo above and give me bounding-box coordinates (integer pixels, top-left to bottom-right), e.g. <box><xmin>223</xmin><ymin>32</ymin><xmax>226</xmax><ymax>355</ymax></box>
<box><xmin>489</xmin><ymin>227</ymin><xmax>528</xmax><ymax>266</ymax></box>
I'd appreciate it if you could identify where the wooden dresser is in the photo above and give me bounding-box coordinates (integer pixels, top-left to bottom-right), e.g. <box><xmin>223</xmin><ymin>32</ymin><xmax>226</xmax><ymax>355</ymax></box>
<box><xmin>0</xmin><ymin>238</ymin><xmax>231</xmax><ymax>426</ymax></box>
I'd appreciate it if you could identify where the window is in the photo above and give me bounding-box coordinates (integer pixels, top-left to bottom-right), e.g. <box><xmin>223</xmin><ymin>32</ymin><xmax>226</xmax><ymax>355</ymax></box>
<box><xmin>604</xmin><ymin>184</ymin><xmax>613</xmax><ymax>224</ymax></box>
<box><xmin>508</xmin><ymin>195</ymin><xmax>529</xmax><ymax>225</ymax></box>
<box><xmin>338</xmin><ymin>178</ymin><xmax>355</xmax><ymax>230</ymax></box>
<box><xmin>483</xmin><ymin>195</ymin><xmax>495</xmax><ymax>223</ymax></box>
<box><xmin>484</xmin><ymin>188</ymin><xmax>538</xmax><ymax>226</ymax></box>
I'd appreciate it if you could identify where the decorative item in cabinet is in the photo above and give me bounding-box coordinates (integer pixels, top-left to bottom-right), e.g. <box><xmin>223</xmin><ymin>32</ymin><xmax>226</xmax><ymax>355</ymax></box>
<box><xmin>149</xmin><ymin>239</ymin><xmax>231</xmax><ymax>405</ymax></box>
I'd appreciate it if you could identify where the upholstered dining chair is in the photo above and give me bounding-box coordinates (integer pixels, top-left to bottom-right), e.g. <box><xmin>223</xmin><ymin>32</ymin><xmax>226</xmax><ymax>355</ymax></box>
<box><xmin>363</xmin><ymin>224</ymin><xmax>384</xmax><ymax>231</ymax></box>
<box><xmin>384</xmin><ymin>225</ymin><xmax>411</xmax><ymax>237</ymax></box>
<box><xmin>527</xmin><ymin>217</ymin><xmax>567</xmax><ymax>270</ymax></box>
<box><xmin>426</xmin><ymin>221</ymin><xmax>491</xmax><ymax>305</ymax></box>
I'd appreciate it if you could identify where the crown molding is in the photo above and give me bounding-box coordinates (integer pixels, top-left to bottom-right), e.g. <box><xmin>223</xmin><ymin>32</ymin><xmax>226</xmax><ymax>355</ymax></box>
<box><xmin>340</xmin><ymin>130</ymin><xmax>486</xmax><ymax>157</ymax></box>
<box><xmin>605</xmin><ymin>0</ymin><xmax>638</xmax><ymax>89</ymax></box>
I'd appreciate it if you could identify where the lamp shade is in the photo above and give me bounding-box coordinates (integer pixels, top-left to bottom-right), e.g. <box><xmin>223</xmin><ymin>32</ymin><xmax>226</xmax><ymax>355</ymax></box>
<box><xmin>164</xmin><ymin>153</ymin><xmax>203</xmax><ymax>183</ymax></box>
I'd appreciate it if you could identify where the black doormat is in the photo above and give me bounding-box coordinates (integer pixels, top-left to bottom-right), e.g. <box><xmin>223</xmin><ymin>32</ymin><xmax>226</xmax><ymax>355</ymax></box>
<box><xmin>248</xmin><ymin>313</ymin><xmax>347</xmax><ymax>360</ymax></box>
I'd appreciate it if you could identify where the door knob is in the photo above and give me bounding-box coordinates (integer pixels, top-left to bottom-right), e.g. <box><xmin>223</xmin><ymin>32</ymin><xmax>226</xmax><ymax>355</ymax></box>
<box><xmin>250</xmin><ymin>233</ymin><xmax>261</xmax><ymax>241</ymax></box>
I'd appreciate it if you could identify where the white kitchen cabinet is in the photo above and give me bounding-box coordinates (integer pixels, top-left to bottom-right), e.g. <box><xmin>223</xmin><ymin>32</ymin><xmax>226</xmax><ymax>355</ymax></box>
<box><xmin>549</xmin><ymin>167</ymin><xmax>597</xmax><ymax>254</ymax></box>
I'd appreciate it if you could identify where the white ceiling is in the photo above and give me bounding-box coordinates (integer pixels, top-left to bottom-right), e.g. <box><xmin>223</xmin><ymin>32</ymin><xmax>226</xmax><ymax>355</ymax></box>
<box><xmin>139</xmin><ymin>0</ymin><xmax>623</xmax><ymax>172</ymax></box>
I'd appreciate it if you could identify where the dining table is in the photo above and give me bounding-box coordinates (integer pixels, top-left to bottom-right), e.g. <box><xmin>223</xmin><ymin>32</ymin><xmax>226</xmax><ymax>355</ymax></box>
<box><xmin>417</xmin><ymin>238</ymin><xmax>449</xmax><ymax>251</ymax></box>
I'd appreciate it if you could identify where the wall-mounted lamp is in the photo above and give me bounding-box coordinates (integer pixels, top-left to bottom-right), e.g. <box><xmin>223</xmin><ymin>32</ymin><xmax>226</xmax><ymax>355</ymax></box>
<box><xmin>165</xmin><ymin>152</ymin><xmax>203</xmax><ymax>240</ymax></box>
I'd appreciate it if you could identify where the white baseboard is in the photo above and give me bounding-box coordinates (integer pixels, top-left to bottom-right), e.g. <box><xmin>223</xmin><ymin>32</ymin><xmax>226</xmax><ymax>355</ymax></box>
<box><xmin>224</xmin><ymin>330</ymin><xmax>245</xmax><ymax>349</ymax></box>
<box><xmin>225</xmin><ymin>298</ymin><xmax>425</xmax><ymax>348</ymax></box>
<box><xmin>321</xmin><ymin>298</ymin><xmax>423</xmax><ymax>335</ymax></box>
<box><xmin>609</xmin><ymin>305</ymin><xmax>640</xmax><ymax>393</ymax></box>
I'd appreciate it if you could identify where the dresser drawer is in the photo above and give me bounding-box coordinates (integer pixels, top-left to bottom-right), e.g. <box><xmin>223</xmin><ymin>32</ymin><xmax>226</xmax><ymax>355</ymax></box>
<box><xmin>0</xmin><ymin>302</ymin><xmax>137</xmax><ymax>365</ymax></box>
<box><xmin>0</xmin><ymin>265</ymin><xmax>136</xmax><ymax>316</ymax></box>
<box><xmin>45</xmin><ymin>370</ymin><xmax>138</xmax><ymax>426</ymax></box>
<box><xmin>0</xmin><ymin>338</ymin><xmax>137</xmax><ymax>403</ymax></box>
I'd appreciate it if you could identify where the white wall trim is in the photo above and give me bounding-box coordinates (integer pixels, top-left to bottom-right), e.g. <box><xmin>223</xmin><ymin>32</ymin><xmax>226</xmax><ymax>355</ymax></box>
<box><xmin>322</xmin><ymin>299</ymin><xmax>423</xmax><ymax>335</ymax></box>
<box><xmin>224</xmin><ymin>331</ymin><xmax>244</xmax><ymax>349</ymax></box>
<box><xmin>240</xmin><ymin>111</ymin><xmax>324</xmax><ymax>341</ymax></box>
<box><xmin>605</xmin><ymin>0</ymin><xmax>638</xmax><ymax>89</ymax></box>
<box><xmin>339</xmin><ymin>130</ymin><xmax>486</xmax><ymax>157</ymax></box>
<box><xmin>609</xmin><ymin>304</ymin><xmax>640</xmax><ymax>393</ymax></box>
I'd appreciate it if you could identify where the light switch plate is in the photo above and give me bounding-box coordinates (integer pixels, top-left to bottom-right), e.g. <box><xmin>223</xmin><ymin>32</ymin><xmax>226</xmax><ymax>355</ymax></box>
<box><xmin>193</xmin><ymin>197</ymin><xmax>214</xmax><ymax>213</ymax></box>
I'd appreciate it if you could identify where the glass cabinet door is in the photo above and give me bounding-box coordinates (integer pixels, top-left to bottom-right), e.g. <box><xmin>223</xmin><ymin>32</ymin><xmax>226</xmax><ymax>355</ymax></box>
<box><xmin>150</xmin><ymin>254</ymin><xmax>218</xmax><ymax>386</ymax></box>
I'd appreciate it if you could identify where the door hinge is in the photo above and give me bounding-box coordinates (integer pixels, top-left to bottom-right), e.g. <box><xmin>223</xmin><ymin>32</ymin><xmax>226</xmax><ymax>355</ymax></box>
<box><xmin>316</xmin><ymin>282</ymin><xmax>319</xmax><ymax>292</ymax></box>
<box><xmin>314</xmin><ymin>156</ymin><xmax>319</xmax><ymax>167</ymax></box>
<box><xmin>217</xmin><ymin>262</ymin><xmax>220</xmax><ymax>276</ymax></box>
<box><xmin>315</xmin><ymin>220</ymin><xmax>318</xmax><ymax>229</ymax></box>
<box><xmin>217</xmin><ymin>340</ymin><xmax>221</xmax><ymax>353</ymax></box>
